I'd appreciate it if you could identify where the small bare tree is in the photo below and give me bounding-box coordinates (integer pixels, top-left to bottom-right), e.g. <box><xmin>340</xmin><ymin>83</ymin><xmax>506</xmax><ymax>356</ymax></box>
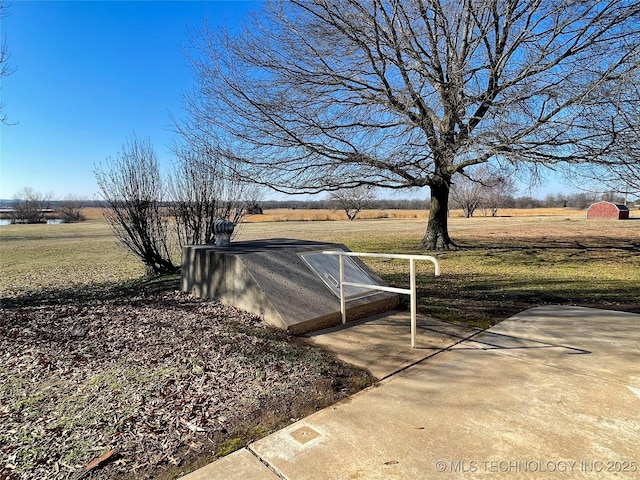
<box><xmin>480</xmin><ymin>170</ymin><xmax>516</xmax><ymax>217</ymax></box>
<box><xmin>450</xmin><ymin>175</ymin><xmax>483</xmax><ymax>218</ymax></box>
<box><xmin>58</xmin><ymin>195</ymin><xmax>86</xmax><ymax>223</ymax></box>
<box><xmin>10</xmin><ymin>187</ymin><xmax>53</xmax><ymax>224</ymax></box>
<box><xmin>451</xmin><ymin>166</ymin><xmax>515</xmax><ymax>217</ymax></box>
<box><xmin>244</xmin><ymin>186</ymin><xmax>264</xmax><ymax>215</ymax></box>
<box><xmin>330</xmin><ymin>186</ymin><xmax>376</xmax><ymax>221</ymax></box>
<box><xmin>95</xmin><ymin>135</ymin><xmax>178</xmax><ymax>275</ymax></box>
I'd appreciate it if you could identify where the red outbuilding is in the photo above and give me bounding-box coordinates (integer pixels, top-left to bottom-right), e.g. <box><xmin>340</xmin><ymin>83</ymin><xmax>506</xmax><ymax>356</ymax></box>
<box><xmin>586</xmin><ymin>201</ymin><xmax>630</xmax><ymax>220</ymax></box>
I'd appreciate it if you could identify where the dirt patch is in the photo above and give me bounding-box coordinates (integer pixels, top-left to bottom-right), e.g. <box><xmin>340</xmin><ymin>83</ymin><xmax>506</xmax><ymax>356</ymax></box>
<box><xmin>0</xmin><ymin>283</ymin><xmax>374</xmax><ymax>479</ymax></box>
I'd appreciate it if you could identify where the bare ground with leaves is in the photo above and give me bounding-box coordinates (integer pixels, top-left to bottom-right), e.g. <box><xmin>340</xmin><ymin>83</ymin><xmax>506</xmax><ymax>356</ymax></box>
<box><xmin>0</xmin><ymin>279</ymin><xmax>374</xmax><ymax>479</ymax></box>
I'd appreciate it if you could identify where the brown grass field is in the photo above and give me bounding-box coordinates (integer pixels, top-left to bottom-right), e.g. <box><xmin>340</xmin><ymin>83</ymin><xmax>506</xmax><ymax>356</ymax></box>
<box><xmin>236</xmin><ymin>208</ymin><xmax>640</xmax><ymax>325</ymax></box>
<box><xmin>79</xmin><ymin>206</ymin><xmax>588</xmax><ymax>223</ymax></box>
<box><xmin>242</xmin><ymin>206</ymin><xmax>586</xmax><ymax>222</ymax></box>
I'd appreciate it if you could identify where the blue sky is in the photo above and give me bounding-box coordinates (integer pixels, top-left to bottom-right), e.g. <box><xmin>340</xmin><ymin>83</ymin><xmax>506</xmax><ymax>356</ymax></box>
<box><xmin>0</xmin><ymin>0</ymin><xmax>565</xmax><ymax>201</ymax></box>
<box><xmin>0</xmin><ymin>0</ymin><xmax>260</xmax><ymax>199</ymax></box>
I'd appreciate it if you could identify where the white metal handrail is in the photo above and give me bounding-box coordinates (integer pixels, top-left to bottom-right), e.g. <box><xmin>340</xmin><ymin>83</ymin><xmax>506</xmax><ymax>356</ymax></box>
<box><xmin>322</xmin><ymin>251</ymin><xmax>440</xmax><ymax>348</ymax></box>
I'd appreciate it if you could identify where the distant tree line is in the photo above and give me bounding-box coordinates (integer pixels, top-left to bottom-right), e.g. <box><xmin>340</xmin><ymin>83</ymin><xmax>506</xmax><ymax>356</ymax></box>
<box><xmin>260</xmin><ymin>197</ymin><xmax>430</xmax><ymax>211</ymax></box>
<box><xmin>509</xmin><ymin>192</ymin><xmax>629</xmax><ymax>210</ymax></box>
<box><xmin>5</xmin><ymin>188</ymin><xmax>632</xmax><ymax>226</ymax></box>
<box><xmin>257</xmin><ymin>191</ymin><xmax>633</xmax><ymax>215</ymax></box>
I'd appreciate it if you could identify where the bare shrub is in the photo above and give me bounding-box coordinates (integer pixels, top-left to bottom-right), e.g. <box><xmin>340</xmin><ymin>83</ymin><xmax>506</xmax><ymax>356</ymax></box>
<box><xmin>168</xmin><ymin>148</ymin><xmax>246</xmax><ymax>246</ymax></box>
<box><xmin>95</xmin><ymin>136</ymin><xmax>250</xmax><ymax>274</ymax></box>
<box><xmin>58</xmin><ymin>195</ymin><xmax>86</xmax><ymax>223</ymax></box>
<box><xmin>95</xmin><ymin>135</ymin><xmax>178</xmax><ymax>275</ymax></box>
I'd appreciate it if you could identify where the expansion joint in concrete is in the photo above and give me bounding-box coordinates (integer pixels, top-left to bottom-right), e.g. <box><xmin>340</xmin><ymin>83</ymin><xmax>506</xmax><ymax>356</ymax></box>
<box><xmin>246</xmin><ymin>445</ymin><xmax>287</xmax><ymax>480</ymax></box>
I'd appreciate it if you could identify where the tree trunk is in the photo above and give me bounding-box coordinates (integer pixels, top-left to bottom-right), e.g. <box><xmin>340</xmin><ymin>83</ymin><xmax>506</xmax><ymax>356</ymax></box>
<box><xmin>422</xmin><ymin>181</ymin><xmax>456</xmax><ymax>250</ymax></box>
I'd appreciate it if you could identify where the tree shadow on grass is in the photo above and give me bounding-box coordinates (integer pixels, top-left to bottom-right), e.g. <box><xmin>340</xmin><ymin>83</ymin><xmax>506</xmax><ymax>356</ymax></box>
<box><xmin>456</xmin><ymin>236</ymin><xmax>640</xmax><ymax>254</ymax></box>
<box><xmin>384</xmin><ymin>270</ymin><xmax>640</xmax><ymax>329</ymax></box>
<box><xmin>424</xmin><ymin>276</ymin><xmax>640</xmax><ymax>328</ymax></box>
<box><xmin>1</xmin><ymin>274</ymin><xmax>181</xmax><ymax>310</ymax></box>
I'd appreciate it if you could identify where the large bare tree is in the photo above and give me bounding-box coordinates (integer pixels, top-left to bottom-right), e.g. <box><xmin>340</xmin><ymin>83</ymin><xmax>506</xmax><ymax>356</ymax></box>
<box><xmin>179</xmin><ymin>0</ymin><xmax>640</xmax><ymax>249</ymax></box>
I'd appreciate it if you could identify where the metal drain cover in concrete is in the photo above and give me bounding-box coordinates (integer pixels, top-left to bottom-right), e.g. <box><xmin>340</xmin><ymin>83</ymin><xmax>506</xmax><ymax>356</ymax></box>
<box><xmin>290</xmin><ymin>426</ymin><xmax>321</xmax><ymax>444</ymax></box>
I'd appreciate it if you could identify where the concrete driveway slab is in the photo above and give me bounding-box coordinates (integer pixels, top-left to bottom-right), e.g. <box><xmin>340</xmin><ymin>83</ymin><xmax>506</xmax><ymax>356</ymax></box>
<box><xmin>250</xmin><ymin>346</ymin><xmax>639</xmax><ymax>479</ymax></box>
<box><xmin>459</xmin><ymin>306</ymin><xmax>640</xmax><ymax>386</ymax></box>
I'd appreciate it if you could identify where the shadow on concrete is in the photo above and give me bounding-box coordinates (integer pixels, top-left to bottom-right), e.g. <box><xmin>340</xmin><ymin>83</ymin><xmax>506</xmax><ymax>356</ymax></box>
<box><xmin>306</xmin><ymin>309</ymin><xmax>604</xmax><ymax>380</ymax></box>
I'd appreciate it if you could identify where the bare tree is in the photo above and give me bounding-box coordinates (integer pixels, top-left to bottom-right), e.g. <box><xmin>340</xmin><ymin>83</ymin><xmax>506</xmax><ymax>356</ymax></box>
<box><xmin>244</xmin><ymin>186</ymin><xmax>265</xmax><ymax>215</ymax></box>
<box><xmin>479</xmin><ymin>168</ymin><xmax>516</xmax><ymax>216</ymax></box>
<box><xmin>449</xmin><ymin>164</ymin><xmax>513</xmax><ymax>218</ymax></box>
<box><xmin>168</xmin><ymin>147</ymin><xmax>246</xmax><ymax>246</ymax></box>
<box><xmin>58</xmin><ymin>195</ymin><xmax>86</xmax><ymax>223</ymax></box>
<box><xmin>0</xmin><ymin>1</ymin><xmax>10</xmax><ymax>77</ymax></box>
<box><xmin>95</xmin><ymin>136</ymin><xmax>250</xmax><ymax>274</ymax></box>
<box><xmin>450</xmin><ymin>174</ymin><xmax>484</xmax><ymax>218</ymax></box>
<box><xmin>330</xmin><ymin>186</ymin><xmax>377</xmax><ymax>220</ymax></box>
<box><xmin>10</xmin><ymin>187</ymin><xmax>53</xmax><ymax>224</ymax></box>
<box><xmin>95</xmin><ymin>135</ymin><xmax>178</xmax><ymax>275</ymax></box>
<box><xmin>179</xmin><ymin>0</ymin><xmax>640</xmax><ymax>250</ymax></box>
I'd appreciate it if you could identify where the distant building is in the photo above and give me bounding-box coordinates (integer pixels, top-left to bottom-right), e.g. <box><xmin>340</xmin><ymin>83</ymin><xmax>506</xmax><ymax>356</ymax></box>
<box><xmin>586</xmin><ymin>201</ymin><xmax>630</xmax><ymax>220</ymax></box>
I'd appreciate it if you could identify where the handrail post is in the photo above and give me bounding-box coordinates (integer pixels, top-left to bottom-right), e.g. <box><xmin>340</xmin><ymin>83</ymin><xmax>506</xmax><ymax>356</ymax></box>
<box><xmin>410</xmin><ymin>258</ymin><xmax>417</xmax><ymax>348</ymax></box>
<box><xmin>321</xmin><ymin>250</ymin><xmax>439</xmax><ymax>348</ymax></box>
<box><xmin>339</xmin><ymin>254</ymin><xmax>346</xmax><ymax>324</ymax></box>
